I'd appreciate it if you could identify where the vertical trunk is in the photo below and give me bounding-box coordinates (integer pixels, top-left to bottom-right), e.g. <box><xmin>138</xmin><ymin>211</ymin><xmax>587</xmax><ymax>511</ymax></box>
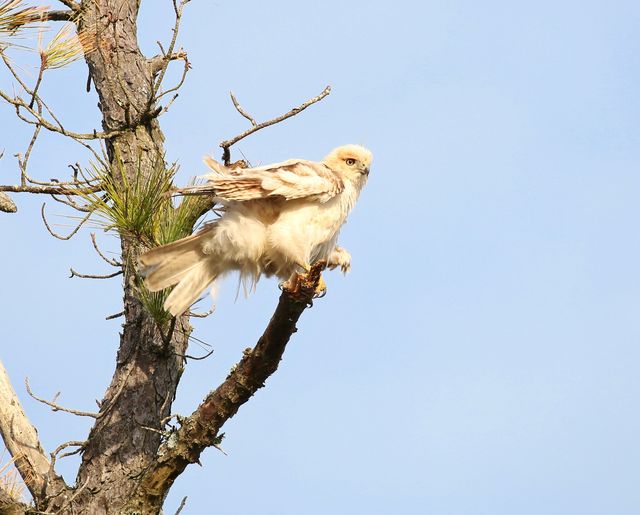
<box><xmin>68</xmin><ymin>1</ymin><xmax>188</xmax><ymax>512</ymax></box>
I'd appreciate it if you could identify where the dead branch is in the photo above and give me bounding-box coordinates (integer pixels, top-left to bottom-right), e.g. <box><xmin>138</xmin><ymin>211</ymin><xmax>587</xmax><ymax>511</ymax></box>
<box><xmin>0</xmin><ymin>86</ymin><xmax>120</xmax><ymax>141</ymax></box>
<box><xmin>105</xmin><ymin>311</ymin><xmax>124</xmax><ymax>320</ymax></box>
<box><xmin>229</xmin><ymin>92</ymin><xmax>256</xmax><ymax>126</ymax></box>
<box><xmin>41</xmin><ymin>203</ymin><xmax>91</xmax><ymax>240</ymax></box>
<box><xmin>0</xmin><ymin>361</ymin><xmax>67</xmax><ymax>500</ymax></box>
<box><xmin>174</xmin><ymin>496</ymin><xmax>188</xmax><ymax>515</ymax></box>
<box><xmin>220</xmin><ymin>85</ymin><xmax>331</xmax><ymax>164</ymax></box>
<box><xmin>55</xmin><ymin>0</ymin><xmax>80</xmax><ymax>12</ymax></box>
<box><xmin>49</xmin><ymin>441</ymin><xmax>86</xmax><ymax>476</ymax></box>
<box><xmin>50</xmin><ymin>193</ymin><xmax>91</xmax><ymax>212</ymax></box>
<box><xmin>90</xmin><ymin>233</ymin><xmax>122</xmax><ymax>267</ymax></box>
<box><xmin>148</xmin><ymin>51</ymin><xmax>188</xmax><ymax>76</ymax></box>
<box><xmin>69</xmin><ymin>268</ymin><xmax>123</xmax><ymax>279</ymax></box>
<box><xmin>42</xmin><ymin>9</ymin><xmax>74</xmax><ymax>22</ymax></box>
<box><xmin>174</xmin><ymin>349</ymin><xmax>214</xmax><ymax>362</ymax></box>
<box><xmin>128</xmin><ymin>262</ymin><xmax>326</xmax><ymax>507</ymax></box>
<box><xmin>187</xmin><ymin>307</ymin><xmax>214</xmax><ymax>318</ymax></box>
<box><xmin>52</xmin><ymin>477</ymin><xmax>89</xmax><ymax>515</ymax></box>
<box><xmin>148</xmin><ymin>0</ymin><xmax>190</xmax><ymax>108</ymax></box>
<box><xmin>0</xmin><ymin>182</ymin><xmax>102</xmax><ymax>195</ymax></box>
<box><xmin>24</xmin><ymin>378</ymin><xmax>99</xmax><ymax>418</ymax></box>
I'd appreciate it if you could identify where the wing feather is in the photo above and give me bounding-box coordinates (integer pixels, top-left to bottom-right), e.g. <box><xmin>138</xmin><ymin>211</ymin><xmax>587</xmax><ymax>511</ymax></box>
<box><xmin>189</xmin><ymin>158</ymin><xmax>344</xmax><ymax>203</ymax></box>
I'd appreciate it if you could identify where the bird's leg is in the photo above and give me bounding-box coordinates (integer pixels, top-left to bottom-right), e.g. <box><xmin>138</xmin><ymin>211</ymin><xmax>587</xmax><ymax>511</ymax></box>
<box><xmin>327</xmin><ymin>246</ymin><xmax>351</xmax><ymax>274</ymax></box>
<box><xmin>314</xmin><ymin>274</ymin><xmax>327</xmax><ymax>298</ymax></box>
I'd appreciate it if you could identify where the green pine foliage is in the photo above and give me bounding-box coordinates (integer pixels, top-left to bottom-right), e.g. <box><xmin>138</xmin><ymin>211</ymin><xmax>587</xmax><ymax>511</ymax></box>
<box><xmin>81</xmin><ymin>153</ymin><xmax>207</xmax><ymax>325</ymax></box>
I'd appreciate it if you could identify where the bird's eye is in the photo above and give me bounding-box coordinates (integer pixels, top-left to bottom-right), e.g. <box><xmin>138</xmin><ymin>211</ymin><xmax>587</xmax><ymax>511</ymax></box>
<box><xmin>345</xmin><ymin>158</ymin><xmax>356</xmax><ymax>166</ymax></box>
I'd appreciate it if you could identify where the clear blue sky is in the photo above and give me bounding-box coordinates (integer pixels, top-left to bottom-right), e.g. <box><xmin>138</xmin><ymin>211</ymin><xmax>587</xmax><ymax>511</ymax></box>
<box><xmin>2</xmin><ymin>1</ymin><xmax>640</xmax><ymax>513</ymax></box>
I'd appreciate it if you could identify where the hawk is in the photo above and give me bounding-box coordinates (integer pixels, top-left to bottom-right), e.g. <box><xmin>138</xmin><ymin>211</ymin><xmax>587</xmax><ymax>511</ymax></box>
<box><xmin>139</xmin><ymin>144</ymin><xmax>373</xmax><ymax>316</ymax></box>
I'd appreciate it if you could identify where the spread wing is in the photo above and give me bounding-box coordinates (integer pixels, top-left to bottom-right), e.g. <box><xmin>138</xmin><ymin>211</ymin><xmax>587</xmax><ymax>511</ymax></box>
<box><xmin>177</xmin><ymin>157</ymin><xmax>344</xmax><ymax>203</ymax></box>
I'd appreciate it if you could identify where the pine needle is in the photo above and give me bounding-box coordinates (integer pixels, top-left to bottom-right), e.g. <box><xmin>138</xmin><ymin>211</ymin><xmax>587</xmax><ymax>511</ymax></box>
<box><xmin>40</xmin><ymin>22</ymin><xmax>95</xmax><ymax>69</ymax></box>
<box><xmin>0</xmin><ymin>0</ymin><xmax>45</xmax><ymax>40</ymax></box>
<box><xmin>0</xmin><ymin>451</ymin><xmax>26</xmax><ymax>503</ymax></box>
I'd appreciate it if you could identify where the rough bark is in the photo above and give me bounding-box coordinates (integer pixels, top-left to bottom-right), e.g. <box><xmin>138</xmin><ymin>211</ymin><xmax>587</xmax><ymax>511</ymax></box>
<box><xmin>68</xmin><ymin>1</ymin><xmax>189</xmax><ymax>512</ymax></box>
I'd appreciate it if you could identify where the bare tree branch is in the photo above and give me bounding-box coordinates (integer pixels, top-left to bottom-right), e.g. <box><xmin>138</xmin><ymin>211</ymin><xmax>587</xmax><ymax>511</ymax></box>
<box><xmin>90</xmin><ymin>233</ymin><xmax>122</xmax><ymax>267</ymax></box>
<box><xmin>0</xmin><ymin>183</ymin><xmax>102</xmax><ymax>194</ymax></box>
<box><xmin>229</xmin><ymin>91</ymin><xmax>256</xmax><ymax>126</ymax></box>
<box><xmin>128</xmin><ymin>262</ymin><xmax>326</xmax><ymax>507</ymax></box>
<box><xmin>42</xmin><ymin>9</ymin><xmax>74</xmax><ymax>22</ymax></box>
<box><xmin>148</xmin><ymin>51</ymin><xmax>188</xmax><ymax>76</ymax></box>
<box><xmin>148</xmin><ymin>0</ymin><xmax>190</xmax><ymax>110</ymax></box>
<box><xmin>0</xmin><ymin>84</ymin><xmax>121</xmax><ymax>141</ymax></box>
<box><xmin>69</xmin><ymin>268</ymin><xmax>123</xmax><ymax>280</ymax></box>
<box><xmin>41</xmin><ymin>203</ymin><xmax>92</xmax><ymax>240</ymax></box>
<box><xmin>220</xmin><ymin>85</ymin><xmax>331</xmax><ymax>164</ymax></box>
<box><xmin>0</xmin><ymin>361</ymin><xmax>66</xmax><ymax>499</ymax></box>
<box><xmin>25</xmin><ymin>378</ymin><xmax>100</xmax><ymax>418</ymax></box>
<box><xmin>55</xmin><ymin>0</ymin><xmax>80</xmax><ymax>12</ymax></box>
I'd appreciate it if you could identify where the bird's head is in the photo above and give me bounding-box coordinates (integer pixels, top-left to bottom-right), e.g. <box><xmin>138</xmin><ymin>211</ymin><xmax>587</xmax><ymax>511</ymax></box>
<box><xmin>323</xmin><ymin>144</ymin><xmax>373</xmax><ymax>182</ymax></box>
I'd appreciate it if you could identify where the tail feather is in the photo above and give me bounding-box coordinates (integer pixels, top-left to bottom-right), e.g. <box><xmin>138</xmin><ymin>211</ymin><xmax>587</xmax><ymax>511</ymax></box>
<box><xmin>138</xmin><ymin>225</ymin><xmax>214</xmax><ymax>270</ymax></box>
<box><xmin>163</xmin><ymin>259</ymin><xmax>219</xmax><ymax>316</ymax></box>
<box><xmin>144</xmin><ymin>252</ymin><xmax>204</xmax><ymax>292</ymax></box>
<box><xmin>138</xmin><ymin>224</ymin><xmax>220</xmax><ymax>316</ymax></box>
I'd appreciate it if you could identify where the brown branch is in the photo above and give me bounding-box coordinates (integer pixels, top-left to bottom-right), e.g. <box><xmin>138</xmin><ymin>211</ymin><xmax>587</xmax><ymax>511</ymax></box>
<box><xmin>148</xmin><ymin>51</ymin><xmax>188</xmax><ymax>76</ymax></box>
<box><xmin>0</xmin><ymin>183</ymin><xmax>102</xmax><ymax>194</ymax></box>
<box><xmin>69</xmin><ymin>268</ymin><xmax>123</xmax><ymax>279</ymax></box>
<box><xmin>0</xmin><ymin>88</ymin><xmax>121</xmax><ymax>141</ymax></box>
<box><xmin>55</xmin><ymin>0</ymin><xmax>80</xmax><ymax>11</ymax></box>
<box><xmin>220</xmin><ymin>85</ymin><xmax>331</xmax><ymax>164</ymax></box>
<box><xmin>42</xmin><ymin>9</ymin><xmax>74</xmax><ymax>21</ymax></box>
<box><xmin>229</xmin><ymin>92</ymin><xmax>256</xmax><ymax>126</ymax></box>
<box><xmin>148</xmin><ymin>0</ymin><xmax>189</xmax><ymax>108</ymax></box>
<box><xmin>90</xmin><ymin>233</ymin><xmax>122</xmax><ymax>267</ymax></box>
<box><xmin>128</xmin><ymin>263</ymin><xmax>326</xmax><ymax>507</ymax></box>
<box><xmin>0</xmin><ymin>361</ymin><xmax>66</xmax><ymax>500</ymax></box>
<box><xmin>174</xmin><ymin>496</ymin><xmax>188</xmax><ymax>515</ymax></box>
<box><xmin>174</xmin><ymin>349</ymin><xmax>214</xmax><ymax>362</ymax></box>
<box><xmin>41</xmin><ymin>203</ymin><xmax>91</xmax><ymax>240</ymax></box>
<box><xmin>25</xmin><ymin>378</ymin><xmax>99</xmax><ymax>418</ymax></box>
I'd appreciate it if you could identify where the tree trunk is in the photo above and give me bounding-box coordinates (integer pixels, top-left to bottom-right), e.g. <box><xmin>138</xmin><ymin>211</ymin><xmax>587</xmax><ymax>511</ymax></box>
<box><xmin>66</xmin><ymin>1</ymin><xmax>189</xmax><ymax>512</ymax></box>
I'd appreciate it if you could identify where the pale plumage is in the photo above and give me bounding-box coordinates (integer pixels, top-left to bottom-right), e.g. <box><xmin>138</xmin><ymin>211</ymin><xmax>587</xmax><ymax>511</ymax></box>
<box><xmin>139</xmin><ymin>144</ymin><xmax>372</xmax><ymax>316</ymax></box>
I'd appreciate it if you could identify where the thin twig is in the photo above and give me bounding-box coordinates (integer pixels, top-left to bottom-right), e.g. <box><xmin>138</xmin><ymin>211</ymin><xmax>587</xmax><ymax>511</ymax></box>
<box><xmin>41</xmin><ymin>203</ymin><xmax>91</xmax><ymax>240</ymax></box>
<box><xmin>55</xmin><ymin>0</ymin><xmax>80</xmax><ymax>11</ymax></box>
<box><xmin>156</xmin><ymin>55</ymin><xmax>190</xmax><ymax>102</ymax></box>
<box><xmin>229</xmin><ymin>92</ymin><xmax>256</xmax><ymax>126</ymax></box>
<box><xmin>49</xmin><ymin>440</ymin><xmax>85</xmax><ymax>474</ymax></box>
<box><xmin>187</xmin><ymin>307</ymin><xmax>214</xmax><ymax>318</ymax></box>
<box><xmin>220</xmin><ymin>85</ymin><xmax>331</xmax><ymax>164</ymax></box>
<box><xmin>174</xmin><ymin>496</ymin><xmax>188</xmax><ymax>515</ymax></box>
<box><xmin>90</xmin><ymin>233</ymin><xmax>122</xmax><ymax>267</ymax></box>
<box><xmin>174</xmin><ymin>349</ymin><xmax>214</xmax><ymax>362</ymax></box>
<box><xmin>149</xmin><ymin>1</ymin><xmax>189</xmax><ymax>108</ymax></box>
<box><xmin>25</xmin><ymin>378</ymin><xmax>99</xmax><ymax>418</ymax></box>
<box><xmin>50</xmin><ymin>193</ymin><xmax>92</xmax><ymax>212</ymax></box>
<box><xmin>0</xmin><ymin>87</ymin><xmax>121</xmax><ymax>140</ymax></box>
<box><xmin>69</xmin><ymin>268</ymin><xmax>123</xmax><ymax>279</ymax></box>
<box><xmin>0</xmin><ymin>182</ymin><xmax>102</xmax><ymax>194</ymax></box>
<box><xmin>53</xmin><ymin>478</ymin><xmax>89</xmax><ymax>515</ymax></box>
<box><xmin>105</xmin><ymin>311</ymin><xmax>125</xmax><ymax>320</ymax></box>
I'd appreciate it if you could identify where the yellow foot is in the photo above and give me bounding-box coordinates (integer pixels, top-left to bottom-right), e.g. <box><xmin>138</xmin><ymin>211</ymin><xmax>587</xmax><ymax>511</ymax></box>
<box><xmin>314</xmin><ymin>274</ymin><xmax>327</xmax><ymax>298</ymax></box>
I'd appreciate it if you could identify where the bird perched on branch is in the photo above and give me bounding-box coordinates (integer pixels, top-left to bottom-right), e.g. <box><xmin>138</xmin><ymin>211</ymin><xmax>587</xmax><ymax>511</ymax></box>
<box><xmin>138</xmin><ymin>144</ymin><xmax>372</xmax><ymax>316</ymax></box>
